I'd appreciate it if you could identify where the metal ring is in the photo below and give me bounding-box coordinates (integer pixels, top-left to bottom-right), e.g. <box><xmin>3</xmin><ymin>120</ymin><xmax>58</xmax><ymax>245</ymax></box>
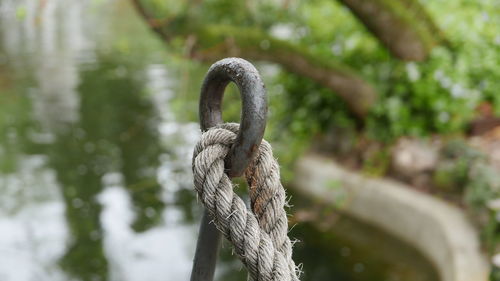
<box><xmin>199</xmin><ymin>57</ymin><xmax>268</xmax><ymax>177</ymax></box>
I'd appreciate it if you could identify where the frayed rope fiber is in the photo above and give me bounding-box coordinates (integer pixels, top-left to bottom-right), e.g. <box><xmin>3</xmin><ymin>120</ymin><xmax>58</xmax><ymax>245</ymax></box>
<box><xmin>192</xmin><ymin>123</ymin><xmax>300</xmax><ymax>281</ymax></box>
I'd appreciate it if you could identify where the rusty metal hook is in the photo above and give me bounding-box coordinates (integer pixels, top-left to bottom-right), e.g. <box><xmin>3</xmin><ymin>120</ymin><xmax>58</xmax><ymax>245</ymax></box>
<box><xmin>190</xmin><ymin>58</ymin><xmax>268</xmax><ymax>281</ymax></box>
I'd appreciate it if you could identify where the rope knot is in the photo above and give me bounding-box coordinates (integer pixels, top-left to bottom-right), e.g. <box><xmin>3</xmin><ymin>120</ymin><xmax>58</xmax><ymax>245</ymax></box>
<box><xmin>192</xmin><ymin>123</ymin><xmax>299</xmax><ymax>281</ymax></box>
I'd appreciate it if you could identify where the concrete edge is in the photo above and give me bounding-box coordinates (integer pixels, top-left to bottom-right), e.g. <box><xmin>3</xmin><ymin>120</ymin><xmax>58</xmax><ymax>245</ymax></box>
<box><xmin>291</xmin><ymin>154</ymin><xmax>489</xmax><ymax>281</ymax></box>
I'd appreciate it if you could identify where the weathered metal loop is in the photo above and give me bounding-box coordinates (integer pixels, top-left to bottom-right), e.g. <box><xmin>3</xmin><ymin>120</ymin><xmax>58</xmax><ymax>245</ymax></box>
<box><xmin>199</xmin><ymin>57</ymin><xmax>268</xmax><ymax>177</ymax></box>
<box><xmin>191</xmin><ymin>58</ymin><xmax>268</xmax><ymax>281</ymax></box>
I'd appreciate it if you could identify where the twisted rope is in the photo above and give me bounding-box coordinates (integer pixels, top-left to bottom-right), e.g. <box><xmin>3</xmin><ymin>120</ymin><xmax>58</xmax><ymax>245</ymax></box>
<box><xmin>192</xmin><ymin>123</ymin><xmax>300</xmax><ymax>281</ymax></box>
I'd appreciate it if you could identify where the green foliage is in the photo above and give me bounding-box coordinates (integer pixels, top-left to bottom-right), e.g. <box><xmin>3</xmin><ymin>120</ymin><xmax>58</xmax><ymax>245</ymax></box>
<box><xmin>272</xmin><ymin>0</ymin><xmax>500</xmax><ymax>142</ymax></box>
<box><xmin>138</xmin><ymin>0</ymin><xmax>500</xmax><ymax>143</ymax></box>
<box><xmin>492</xmin><ymin>265</ymin><xmax>500</xmax><ymax>281</ymax></box>
<box><xmin>432</xmin><ymin>140</ymin><xmax>482</xmax><ymax>191</ymax></box>
<box><xmin>266</xmin><ymin>72</ymin><xmax>354</xmax><ymax>179</ymax></box>
<box><xmin>361</xmin><ymin>149</ymin><xmax>391</xmax><ymax>177</ymax></box>
<box><xmin>431</xmin><ymin>140</ymin><xmax>500</xmax><ymax>262</ymax></box>
<box><xmin>274</xmin><ymin>73</ymin><xmax>354</xmax><ymax>136</ymax></box>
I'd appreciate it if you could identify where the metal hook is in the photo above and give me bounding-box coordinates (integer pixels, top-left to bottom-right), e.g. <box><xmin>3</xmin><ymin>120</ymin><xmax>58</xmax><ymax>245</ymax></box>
<box><xmin>190</xmin><ymin>58</ymin><xmax>268</xmax><ymax>281</ymax></box>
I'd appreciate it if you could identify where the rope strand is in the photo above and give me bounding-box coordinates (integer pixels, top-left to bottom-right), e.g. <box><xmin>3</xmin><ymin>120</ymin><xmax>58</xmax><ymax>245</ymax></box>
<box><xmin>193</xmin><ymin>123</ymin><xmax>299</xmax><ymax>281</ymax></box>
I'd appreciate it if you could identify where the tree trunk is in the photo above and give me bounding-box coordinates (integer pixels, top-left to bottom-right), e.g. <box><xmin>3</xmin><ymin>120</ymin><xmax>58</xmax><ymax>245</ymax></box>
<box><xmin>338</xmin><ymin>0</ymin><xmax>444</xmax><ymax>61</ymax></box>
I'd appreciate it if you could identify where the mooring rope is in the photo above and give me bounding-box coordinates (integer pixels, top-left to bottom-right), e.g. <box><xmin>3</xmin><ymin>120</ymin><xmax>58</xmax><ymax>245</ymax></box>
<box><xmin>192</xmin><ymin>123</ymin><xmax>300</xmax><ymax>281</ymax></box>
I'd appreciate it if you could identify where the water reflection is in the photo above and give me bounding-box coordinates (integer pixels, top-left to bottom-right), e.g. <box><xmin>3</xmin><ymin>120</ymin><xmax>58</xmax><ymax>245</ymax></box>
<box><xmin>1</xmin><ymin>0</ymin><xmax>88</xmax><ymax>131</ymax></box>
<box><xmin>42</xmin><ymin>58</ymin><xmax>164</xmax><ymax>280</ymax></box>
<box><xmin>1</xmin><ymin>0</ymin><xmax>200</xmax><ymax>279</ymax></box>
<box><xmin>292</xmin><ymin>218</ymin><xmax>440</xmax><ymax>281</ymax></box>
<box><xmin>0</xmin><ymin>54</ymin><xmax>201</xmax><ymax>280</ymax></box>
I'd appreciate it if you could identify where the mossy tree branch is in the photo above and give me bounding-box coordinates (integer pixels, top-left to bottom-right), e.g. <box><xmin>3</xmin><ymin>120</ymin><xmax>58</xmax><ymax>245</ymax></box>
<box><xmin>191</xmin><ymin>26</ymin><xmax>376</xmax><ymax>117</ymax></box>
<box><xmin>338</xmin><ymin>0</ymin><xmax>446</xmax><ymax>61</ymax></box>
<box><xmin>131</xmin><ymin>0</ymin><xmax>377</xmax><ymax>117</ymax></box>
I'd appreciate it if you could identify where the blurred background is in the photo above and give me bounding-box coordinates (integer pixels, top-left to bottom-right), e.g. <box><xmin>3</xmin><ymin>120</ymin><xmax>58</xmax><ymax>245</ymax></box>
<box><xmin>0</xmin><ymin>0</ymin><xmax>499</xmax><ymax>280</ymax></box>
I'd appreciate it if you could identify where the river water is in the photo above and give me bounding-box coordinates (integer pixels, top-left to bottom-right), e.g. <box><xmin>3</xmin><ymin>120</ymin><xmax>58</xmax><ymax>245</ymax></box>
<box><xmin>0</xmin><ymin>1</ymin><xmax>439</xmax><ymax>280</ymax></box>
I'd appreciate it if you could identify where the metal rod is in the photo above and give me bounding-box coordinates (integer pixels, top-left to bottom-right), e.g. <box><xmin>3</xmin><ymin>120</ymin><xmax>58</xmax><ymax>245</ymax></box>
<box><xmin>190</xmin><ymin>212</ymin><xmax>222</xmax><ymax>280</ymax></box>
<box><xmin>190</xmin><ymin>58</ymin><xmax>267</xmax><ymax>281</ymax></box>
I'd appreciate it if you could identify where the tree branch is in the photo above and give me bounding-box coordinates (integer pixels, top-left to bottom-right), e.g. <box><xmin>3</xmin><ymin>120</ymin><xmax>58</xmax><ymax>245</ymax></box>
<box><xmin>338</xmin><ymin>0</ymin><xmax>445</xmax><ymax>61</ymax></box>
<box><xmin>191</xmin><ymin>26</ymin><xmax>376</xmax><ymax>117</ymax></box>
<box><xmin>130</xmin><ymin>0</ymin><xmax>377</xmax><ymax>117</ymax></box>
